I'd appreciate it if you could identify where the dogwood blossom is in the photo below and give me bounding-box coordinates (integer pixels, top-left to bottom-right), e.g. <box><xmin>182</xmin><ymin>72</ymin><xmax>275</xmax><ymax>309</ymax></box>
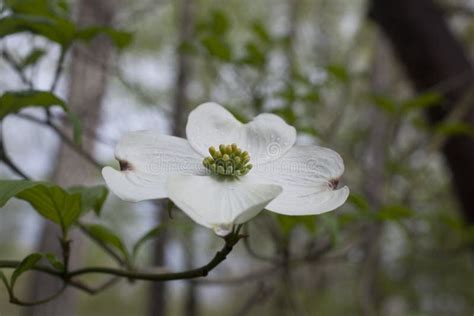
<box><xmin>102</xmin><ymin>103</ymin><xmax>349</xmax><ymax>235</ymax></box>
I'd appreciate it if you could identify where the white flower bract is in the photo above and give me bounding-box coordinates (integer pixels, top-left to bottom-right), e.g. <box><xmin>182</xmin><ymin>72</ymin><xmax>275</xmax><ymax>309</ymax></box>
<box><xmin>102</xmin><ymin>102</ymin><xmax>349</xmax><ymax>236</ymax></box>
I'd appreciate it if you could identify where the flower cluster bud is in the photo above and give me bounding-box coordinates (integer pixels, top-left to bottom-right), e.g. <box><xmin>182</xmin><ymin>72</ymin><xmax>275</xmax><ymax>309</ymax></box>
<box><xmin>203</xmin><ymin>143</ymin><xmax>253</xmax><ymax>177</ymax></box>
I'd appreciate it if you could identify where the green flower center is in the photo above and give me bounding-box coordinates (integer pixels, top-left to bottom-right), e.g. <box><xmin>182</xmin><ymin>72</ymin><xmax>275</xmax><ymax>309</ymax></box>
<box><xmin>202</xmin><ymin>143</ymin><xmax>253</xmax><ymax>177</ymax></box>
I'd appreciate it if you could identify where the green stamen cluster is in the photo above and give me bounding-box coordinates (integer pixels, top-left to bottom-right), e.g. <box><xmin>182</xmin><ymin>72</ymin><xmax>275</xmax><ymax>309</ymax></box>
<box><xmin>203</xmin><ymin>143</ymin><xmax>253</xmax><ymax>177</ymax></box>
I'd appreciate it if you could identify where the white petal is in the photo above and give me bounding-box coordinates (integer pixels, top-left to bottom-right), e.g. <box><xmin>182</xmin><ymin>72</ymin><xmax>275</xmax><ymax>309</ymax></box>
<box><xmin>102</xmin><ymin>131</ymin><xmax>205</xmax><ymax>202</ymax></box>
<box><xmin>186</xmin><ymin>102</ymin><xmax>296</xmax><ymax>164</ymax></box>
<box><xmin>166</xmin><ymin>175</ymin><xmax>282</xmax><ymax>235</ymax></box>
<box><xmin>250</xmin><ymin>145</ymin><xmax>349</xmax><ymax>215</ymax></box>
<box><xmin>265</xmin><ymin>186</ymin><xmax>349</xmax><ymax>216</ymax></box>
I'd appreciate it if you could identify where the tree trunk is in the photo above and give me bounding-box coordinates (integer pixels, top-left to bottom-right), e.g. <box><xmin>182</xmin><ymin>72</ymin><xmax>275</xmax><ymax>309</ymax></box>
<box><xmin>147</xmin><ymin>0</ymin><xmax>195</xmax><ymax>315</ymax></box>
<box><xmin>369</xmin><ymin>0</ymin><xmax>474</xmax><ymax>223</ymax></box>
<box><xmin>24</xmin><ymin>1</ymin><xmax>118</xmax><ymax>315</ymax></box>
<box><xmin>359</xmin><ymin>32</ymin><xmax>395</xmax><ymax>316</ymax></box>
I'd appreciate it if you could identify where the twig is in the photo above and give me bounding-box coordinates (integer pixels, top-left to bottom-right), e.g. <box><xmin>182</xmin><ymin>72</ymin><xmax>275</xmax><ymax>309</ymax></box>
<box><xmin>1</xmin><ymin>50</ymin><xmax>34</xmax><ymax>89</ymax></box>
<box><xmin>68</xmin><ymin>277</ymin><xmax>121</xmax><ymax>295</ymax></box>
<box><xmin>192</xmin><ymin>265</ymin><xmax>280</xmax><ymax>286</ymax></box>
<box><xmin>67</xmin><ymin>233</ymin><xmax>241</xmax><ymax>280</ymax></box>
<box><xmin>15</xmin><ymin>113</ymin><xmax>103</xmax><ymax>169</ymax></box>
<box><xmin>9</xmin><ymin>283</ymin><xmax>67</xmax><ymax>307</ymax></box>
<box><xmin>0</xmin><ymin>122</ymin><xmax>31</xmax><ymax>180</ymax></box>
<box><xmin>0</xmin><ymin>231</ymin><xmax>242</xmax><ymax>302</ymax></box>
<box><xmin>50</xmin><ymin>48</ymin><xmax>66</xmax><ymax>93</ymax></box>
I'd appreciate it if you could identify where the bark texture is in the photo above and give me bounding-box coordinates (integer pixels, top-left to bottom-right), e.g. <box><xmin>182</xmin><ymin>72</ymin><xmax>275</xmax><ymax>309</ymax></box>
<box><xmin>24</xmin><ymin>1</ymin><xmax>118</xmax><ymax>315</ymax></box>
<box><xmin>369</xmin><ymin>0</ymin><xmax>474</xmax><ymax>223</ymax></box>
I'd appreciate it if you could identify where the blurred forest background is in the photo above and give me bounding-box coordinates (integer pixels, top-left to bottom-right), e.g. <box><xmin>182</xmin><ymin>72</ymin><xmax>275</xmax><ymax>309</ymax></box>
<box><xmin>1</xmin><ymin>0</ymin><xmax>474</xmax><ymax>315</ymax></box>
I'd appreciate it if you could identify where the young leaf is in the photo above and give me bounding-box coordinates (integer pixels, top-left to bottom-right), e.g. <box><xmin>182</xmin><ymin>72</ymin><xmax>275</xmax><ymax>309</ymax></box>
<box><xmin>68</xmin><ymin>185</ymin><xmax>109</xmax><ymax>216</ymax></box>
<box><xmin>401</xmin><ymin>92</ymin><xmax>442</xmax><ymax>113</ymax></box>
<box><xmin>85</xmin><ymin>224</ymin><xmax>129</xmax><ymax>261</ymax></box>
<box><xmin>45</xmin><ymin>253</ymin><xmax>64</xmax><ymax>271</ymax></box>
<box><xmin>11</xmin><ymin>253</ymin><xmax>42</xmax><ymax>288</ymax></box>
<box><xmin>0</xmin><ymin>90</ymin><xmax>66</xmax><ymax>120</ymax></box>
<box><xmin>19</xmin><ymin>48</ymin><xmax>46</xmax><ymax>69</ymax></box>
<box><xmin>132</xmin><ymin>225</ymin><xmax>164</xmax><ymax>259</ymax></box>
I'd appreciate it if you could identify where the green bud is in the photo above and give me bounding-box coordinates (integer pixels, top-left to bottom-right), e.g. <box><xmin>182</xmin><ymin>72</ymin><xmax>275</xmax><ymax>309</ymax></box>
<box><xmin>209</xmin><ymin>146</ymin><xmax>217</xmax><ymax>157</ymax></box>
<box><xmin>217</xmin><ymin>165</ymin><xmax>225</xmax><ymax>175</ymax></box>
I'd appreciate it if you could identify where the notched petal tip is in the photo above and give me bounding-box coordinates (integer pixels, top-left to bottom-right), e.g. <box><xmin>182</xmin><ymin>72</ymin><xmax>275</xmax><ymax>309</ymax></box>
<box><xmin>119</xmin><ymin>159</ymin><xmax>133</xmax><ymax>171</ymax></box>
<box><xmin>329</xmin><ymin>178</ymin><xmax>340</xmax><ymax>190</ymax></box>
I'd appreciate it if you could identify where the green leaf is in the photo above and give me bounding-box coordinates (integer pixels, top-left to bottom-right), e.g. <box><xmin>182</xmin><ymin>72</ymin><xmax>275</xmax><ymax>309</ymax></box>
<box><xmin>75</xmin><ymin>26</ymin><xmax>133</xmax><ymax>49</ymax></box>
<box><xmin>19</xmin><ymin>48</ymin><xmax>46</xmax><ymax>69</ymax></box>
<box><xmin>326</xmin><ymin>64</ymin><xmax>349</xmax><ymax>83</ymax></box>
<box><xmin>347</xmin><ymin>193</ymin><xmax>369</xmax><ymax>212</ymax></box>
<box><xmin>0</xmin><ymin>180</ymin><xmax>43</xmax><ymax>207</ymax></box>
<box><xmin>66</xmin><ymin>111</ymin><xmax>82</xmax><ymax>145</ymax></box>
<box><xmin>251</xmin><ymin>21</ymin><xmax>271</xmax><ymax>44</ymax></box>
<box><xmin>68</xmin><ymin>185</ymin><xmax>108</xmax><ymax>216</ymax></box>
<box><xmin>45</xmin><ymin>253</ymin><xmax>64</xmax><ymax>271</ymax></box>
<box><xmin>227</xmin><ymin>107</ymin><xmax>250</xmax><ymax>123</ymax></box>
<box><xmin>0</xmin><ymin>180</ymin><xmax>82</xmax><ymax>232</ymax></box>
<box><xmin>0</xmin><ymin>90</ymin><xmax>66</xmax><ymax>120</ymax></box>
<box><xmin>17</xmin><ymin>185</ymin><xmax>82</xmax><ymax>231</ymax></box>
<box><xmin>85</xmin><ymin>224</ymin><xmax>129</xmax><ymax>261</ymax></box>
<box><xmin>377</xmin><ymin>204</ymin><xmax>414</xmax><ymax>221</ymax></box>
<box><xmin>210</xmin><ymin>10</ymin><xmax>229</xmax><ymax>36</ymax></box>
<box><xmin>434</xmin><ymin>122</ymin><xmax>474</xmax><ymax>137</ymax></box>
<box><xmin>271</xmin><ymin>106</ymin><xmax>296</xmax><ymax>125</ymax></box>
<box><xmin>200</xmin><ymin>35</ymin><xmax>232</xmax><ymax>61</ymax></box>
<box><xmin>5</xmin><ymin>0</ymin><xmax>70</xmax><ymax>18</ymax></box>
<box><xmin>401</xmin><ymin>92</ymin><xmax>442</xmax><ymax>113</ymax></box>
<box><xmin>297</xmin><ymin>126</ymin><xmax>320</xmax><ymax>137</ymax></box>
<box><xmin>370</xmin><ymin>95</ymin><xmax>398</xmax><ymax>114</ymax></box>
<box><xmin>320</xmin><ymin>213</ymin><xmax>340</xmax><ymax>244</ymax></box>
<box><xmin>0</xmin><ymin>14</ymin><xmax>76</xmax><ymax>47</ymax></box>
<box><xmin>132</xmin><ymin>225</ymin><xmax>164</xmax><ymax>259</ymax></box>
<box><xmin>276</xmin><ymin>214</ymin><xmax>316</xmax><ymax>236</ymax></box>
<box><xmin>11</xmin><ymin>253</ymin><xmax>42</xmax><ymax>288</ymax></box>
<box><xmin>241</xmin><ymin>41</ymin><xmax>266</xmax><ymax>67</ymax></box>
<box><xmin>302</xmin><ymin>91</ymin><xmax>320</xmax><ymax>103</ymax></box>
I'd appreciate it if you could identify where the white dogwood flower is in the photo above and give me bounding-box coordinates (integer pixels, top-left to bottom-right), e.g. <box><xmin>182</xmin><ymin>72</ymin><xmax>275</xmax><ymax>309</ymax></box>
<box><xmin>102</xmin><ymin>103</ymin><xmax>349</xmax><ymax>236</ymax></box>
